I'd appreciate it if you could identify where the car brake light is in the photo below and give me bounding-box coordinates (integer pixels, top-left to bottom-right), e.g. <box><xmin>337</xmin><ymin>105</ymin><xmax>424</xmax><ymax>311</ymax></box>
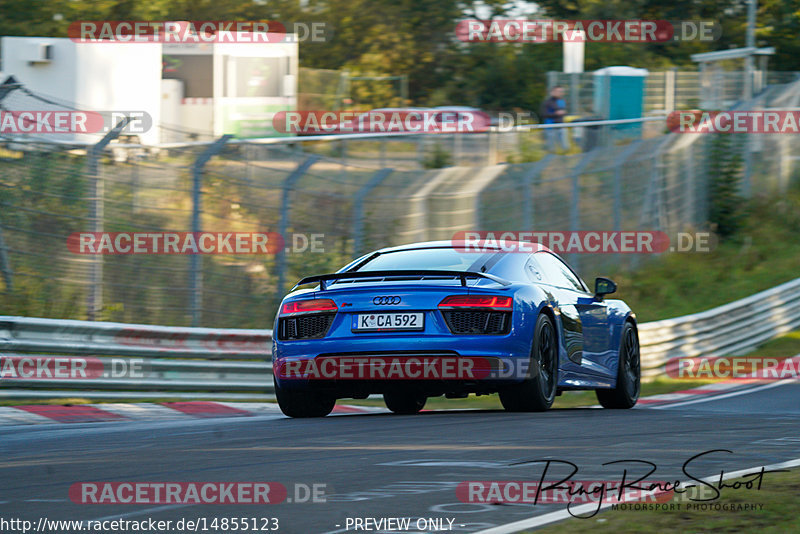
<box><xmin>281</xmin><ymin>298</ymin><xmax>338</xmax><ymax>315</ymax></box>
<box><xmin>438</xmin><ymin>295</ymin><xmax>512</xmax><ymax>309</ymax></box>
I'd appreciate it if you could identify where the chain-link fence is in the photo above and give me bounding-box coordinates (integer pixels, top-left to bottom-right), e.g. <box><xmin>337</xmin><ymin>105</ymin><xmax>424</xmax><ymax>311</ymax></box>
<box><xmin>548</xmin><ymin>70</ymin><xmax>800</xmax><ymax>116</ymax></box>
<box><xmin>2</xmin><ymin>80</ymin><xmax>800</xmax><ymax>328</ymax></box>
<box><xmin>298</xmin><ymin>68</ymin><xmax>348</xmax><ymax>111</ymax></box>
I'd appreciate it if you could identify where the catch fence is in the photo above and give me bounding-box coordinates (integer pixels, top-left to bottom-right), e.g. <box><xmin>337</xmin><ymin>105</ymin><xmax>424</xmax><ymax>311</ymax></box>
<box><xmin>2</xmin><ymin>80</ymin><xmax>800</xmax><ymax>328</ymax></box>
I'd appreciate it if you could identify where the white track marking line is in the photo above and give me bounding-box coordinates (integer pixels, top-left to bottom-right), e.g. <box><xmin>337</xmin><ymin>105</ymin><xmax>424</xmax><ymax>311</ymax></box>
<box><xmin>93</xmin><ymin>403</ymin><xmax>183</xmax><ymax>420</ymax></box>
<box><xmin>472</xmin><ymin>456</ymin><xmax>800</xmax><ymax>534</ymax></box>
<box><xmin>701</xmin><ymin>381</ymin><xmax>746</xmax><ymax>391</ymax></box>
<box><xmin>650</xmin><ymin>379</ymin><xmax>797</xmax><ymax>409</ymax></box>
<box><xmin>0</xmin><ymin>407</ymin><xmax>54</xmax><ymax>425</ymax></box>
<box><xmin>215</xmin><ymin>402</ymin><xmax>283</xmax><ymax>414</ymax></box>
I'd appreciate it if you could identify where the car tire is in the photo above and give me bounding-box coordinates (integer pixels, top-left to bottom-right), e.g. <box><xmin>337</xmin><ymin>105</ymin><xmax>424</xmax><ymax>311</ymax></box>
<box><xmin>596</xmin><ymin>321</ymin><xmax>640</xmax><ymax>409</ymax></box>
<box><xmin>383</xmin><ymin>392</ymin><xmax>426</xmax><ymax>414</ymax></box>
<box><xmin>499</xmin><ymin>313</ymin><xmax>558</xmax><ymax>412</ymax></box>
<box><xmin>274</xmin><ymin>376</ymin><xmax>335</xmax><ymax>418</ymax></box>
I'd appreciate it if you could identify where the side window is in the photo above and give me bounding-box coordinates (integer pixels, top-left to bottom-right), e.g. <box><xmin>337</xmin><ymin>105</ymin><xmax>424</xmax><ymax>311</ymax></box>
<box><xmin>524</xmin><ymin>257</ymin><xmax>543</xmax><ymax>283</ymax></box>
<box><xmin>534</xmin><ymin>252</ymin><xmax>586</xmax><ymax>292</ymax></box>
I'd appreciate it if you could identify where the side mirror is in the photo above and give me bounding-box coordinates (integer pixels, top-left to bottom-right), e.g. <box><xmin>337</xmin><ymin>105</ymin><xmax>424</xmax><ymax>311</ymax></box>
<box><xmin>594</xmin><ymin>277</ymin><xmax>617</xmax><ymax>300</ymax></box>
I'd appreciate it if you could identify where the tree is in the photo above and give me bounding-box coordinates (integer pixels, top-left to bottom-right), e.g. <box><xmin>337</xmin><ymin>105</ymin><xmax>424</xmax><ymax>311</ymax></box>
<box><xmin>707</xmin><ymin>134</ymin><xmax>745</xmax><ymax>239</ymax></box>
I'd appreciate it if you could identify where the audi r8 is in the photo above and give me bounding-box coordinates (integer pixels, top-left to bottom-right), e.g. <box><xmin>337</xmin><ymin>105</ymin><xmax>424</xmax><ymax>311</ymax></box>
<box><xmin>272</xmin><ymin>241</ymin><xmax>640</xmax><ymax>417</ymax></box>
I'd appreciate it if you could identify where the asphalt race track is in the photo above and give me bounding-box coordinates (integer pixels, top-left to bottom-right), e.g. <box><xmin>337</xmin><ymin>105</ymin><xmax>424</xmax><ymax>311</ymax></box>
<box><xmin>2</xmin><ymin>381</ymin><xmax>799</xmax><ymax>533</ymax></box>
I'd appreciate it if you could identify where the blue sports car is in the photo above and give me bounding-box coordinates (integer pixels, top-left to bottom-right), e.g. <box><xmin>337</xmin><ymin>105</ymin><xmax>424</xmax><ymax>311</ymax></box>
<box><xmin>272</xmin><ymin>241</ymin><xmax>640</xmax><ymax>417</ymax></box>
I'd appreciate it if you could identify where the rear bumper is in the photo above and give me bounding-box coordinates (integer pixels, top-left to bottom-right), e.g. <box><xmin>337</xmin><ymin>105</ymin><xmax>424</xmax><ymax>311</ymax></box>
<box><xmin>291</xmin><ymin>376</ymin><xmax>515</xmax><ymax>398</ymax></box>
<box><xmin>273</xmin><ymin>300</ymin><xmax>534</xmax><ymax>397</ymax></box>
<box><xmin>273</xmin><ymin>335</ymin><xmax>532</xmax><ymax>397</ymax></box>
<box><xmin>274</xmin><ymin>331</ymin><xmax>527</xmax><ymax>360</ymax></box>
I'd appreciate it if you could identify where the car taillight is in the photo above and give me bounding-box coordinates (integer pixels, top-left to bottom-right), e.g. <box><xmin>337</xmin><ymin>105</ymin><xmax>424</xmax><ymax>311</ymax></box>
<box><xmin>281</xmin><ymin>298</ymin><xmax>338</xmax><ymax>315</ymax></box>
<box><xmin>438</xmin><ymin>295</ymin><xmax>512</xmax><ymax>310</ymax></box>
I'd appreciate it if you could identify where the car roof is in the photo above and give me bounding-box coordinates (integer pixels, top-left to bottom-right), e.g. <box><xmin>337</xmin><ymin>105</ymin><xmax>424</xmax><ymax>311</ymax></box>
<box><xmin>433</xmin><ymin>106</ymin><xmax>482</xmax><ymax>111</ymax></box>
<box><xmin>374</xmin><ymin>240</ymin><xmax>552</xmax><ymax>254</ymax></box>
<box><xmin>368</xmin><ymin>107</ymin><xmax>431</xmax><ymax>112</ymax></box>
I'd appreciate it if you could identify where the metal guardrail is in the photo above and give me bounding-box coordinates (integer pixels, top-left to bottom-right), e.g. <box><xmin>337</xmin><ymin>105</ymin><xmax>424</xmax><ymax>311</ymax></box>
<box><xmin>638</xmin><ymin>277</ymin><xmax>800</xmax><ymax>378</ymax></box>
<box><xmin>1</xmin><ymin>277</ymin><xmax>799</xmax><ymax>399</ymax></box>
<box><xmin>0</xmin><ymin>317</ymin><xmax>273</xmax><ymax>400</ymax></box>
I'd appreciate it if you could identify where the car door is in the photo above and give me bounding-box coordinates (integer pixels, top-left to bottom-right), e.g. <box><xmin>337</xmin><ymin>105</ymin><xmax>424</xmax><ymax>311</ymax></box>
<box><xmin>529</xmin><ymin>252</ymin><xmax>614</xmax><ymax>378</ymax></box>
<box><xmin>525</xmin><ymin>255</ymin><xmax>584</xmax><ymax>366</ymax></box>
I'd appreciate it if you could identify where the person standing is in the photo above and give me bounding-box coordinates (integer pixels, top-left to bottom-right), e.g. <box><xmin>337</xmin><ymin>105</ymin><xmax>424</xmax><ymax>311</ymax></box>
<box><xmin>541</xmin><ymin>85</ymin><xmax>568</xmax><ymax>151</ymax></box>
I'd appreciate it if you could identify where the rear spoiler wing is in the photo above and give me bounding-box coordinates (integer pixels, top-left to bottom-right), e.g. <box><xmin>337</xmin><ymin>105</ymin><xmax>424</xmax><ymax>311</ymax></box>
<box><xmin>292</xmin><ymin>270</ymin><xmax>511</xmax><ymax>291</ymax></box>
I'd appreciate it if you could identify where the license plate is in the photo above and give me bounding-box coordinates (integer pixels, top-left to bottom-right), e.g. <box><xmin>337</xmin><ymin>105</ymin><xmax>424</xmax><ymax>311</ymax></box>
<box><xmin>352</xmin><ymin>312</ymin><xmax>424</xmax><ymax>331</ymax></box>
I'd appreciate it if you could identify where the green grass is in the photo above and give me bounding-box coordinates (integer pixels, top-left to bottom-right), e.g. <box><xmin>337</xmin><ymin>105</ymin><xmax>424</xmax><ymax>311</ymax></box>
<box><xmin>739</xmin><ymin>330</ymin><xmax>800</xmax><ymax>361</ymax></box>
<box><xmin>531</xmin><ymin>468</ymin><xmax>800</xmax><ymax>533</ymax></box>
<box><xmin>611</xmin><ymin>185</ymin><xmax>800</xmax><ymax>322</ymax></box>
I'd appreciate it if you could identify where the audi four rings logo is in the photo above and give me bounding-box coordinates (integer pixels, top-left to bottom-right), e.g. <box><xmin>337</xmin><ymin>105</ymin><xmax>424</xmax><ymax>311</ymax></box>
<box><xmin>373</xmin><ymin>296</ymin><xmax>401</xmax><ymax>305</ymax></box>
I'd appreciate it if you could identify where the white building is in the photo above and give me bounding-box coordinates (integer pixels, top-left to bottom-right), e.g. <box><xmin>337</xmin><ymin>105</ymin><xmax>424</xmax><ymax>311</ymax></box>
<box><xmin>1</xmin><ymin>36</ymin><xmax>162</xmax><ymax>144</ymax></box>
<box><xmin>162</xmin><ymin>37</ymin><xmax>297</xmax><ymax>142</ymax></box>
<box><xmin>0</xmin><ymin>34</ymin><xmax>297</xmax><ymax>145</ymax></box>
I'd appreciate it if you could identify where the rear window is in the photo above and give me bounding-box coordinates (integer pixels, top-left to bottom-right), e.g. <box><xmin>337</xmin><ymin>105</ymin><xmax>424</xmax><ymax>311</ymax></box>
<box><xmin>354</xmin><ymin>247</ymin><xmax>492</xmax><ymax>272</ymax></box>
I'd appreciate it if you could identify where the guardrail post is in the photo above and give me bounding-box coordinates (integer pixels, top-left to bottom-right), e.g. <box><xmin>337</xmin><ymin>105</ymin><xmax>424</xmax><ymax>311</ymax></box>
<box><xmin>276</xmin><ymin>156</ymin><xmax>320</xmax><ymax>299</ymax></box>
<box><xmin>521</xmin><ymin>154</ymin><xmax>553</xmax><ymax>230</ymax></box>
<box><xmin>352</xmin><ymin>168</ymin><xmax>393</xmax><ymax>257</ymax></box>
<box><xmin>570</xmin><ymin>173</ymin><xmax>581</xmax><ymax>272</ymax></box>
<box><xmin>568</xmin><ymin>152</ymin><xmax>599</xmax><ymax>273</ymax></box>
<box><xmin>635</xmin><ymin>143</ymin><xmax>669</xmax><ymax>270</ymax></box>
<box><xmin>600</xmin><ymin>73</ymin><xmax>612</xmax><ymax>145</ymax></box>
<box><xmin>665</xmin><ymin>68</ymin><xmax>676</xmax><ymax>112</ymax></box>
<box><xmin>0</xmin><ymin>223</ymin><xmax>12</xmax><ymax>291</ymax></box>
<box><xmin>741</xmin><ymin>131</ymin><xmax>753</xmax><ymax>197</ymax></box>
<box><xmin>546</xmin><ymin>71</ymin><xmax>558</xmax><ymax>91</ymax></box>
<box><xmin>487</xmin><ymin>130</ymin><xmax>497</xmax><ymax>165</ymax></box>
<box><xmin>684</xmin><ymin>141</ymin><xmax>696</xmax><ymax>225</ymax></box>
<box><xmin>612</xmin><ymin>141</ymin><xmax>642</xmax><ymax>233</ymax></box>
<box><xmin>86</xmin><ymin>118</ymin><xmax>131</xmax><ymax>321</ymax></box>
<box><xmin>0</xmin><ymin>79</ymin><xmax>14</xmax><ymax>292</ymax></box>
<box><xmin>570</xmin><ymin>72</ymin><xmax>579</xmax><ymax>114</ymax></box>
<box><xmin>189</xmin><ymin>134</ymin><xmax>232</xmax><ymax>327</ymax></box>
<box><xmin>473</xmin><ymin>166</ymin><xmax>508</xmax><ymax>232</ymax></box>
<box><xmin>637</xmin><ymin>137</ymin><xmax>672</xmax><ymax>229</ymax></box>
<box><xmin>612</xmin><ymin>141</ymin><xmax>643</xmax><ymax>270</ymax></box>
